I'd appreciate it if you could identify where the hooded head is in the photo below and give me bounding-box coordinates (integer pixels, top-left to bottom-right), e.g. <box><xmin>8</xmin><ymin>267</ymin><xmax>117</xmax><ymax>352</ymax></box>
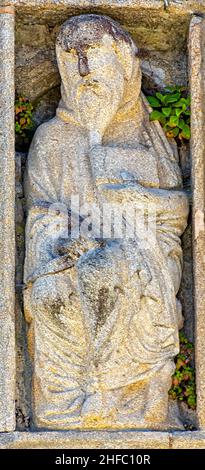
<box><xmin>56</xmin><ymin>14</ymin><xmax>141</xmax><ymax>136</ymax></box>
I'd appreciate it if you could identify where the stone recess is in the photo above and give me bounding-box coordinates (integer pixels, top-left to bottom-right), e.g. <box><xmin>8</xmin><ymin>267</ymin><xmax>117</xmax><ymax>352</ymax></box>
<box><xmin>0</xmin><ymin>6</ymin><xmax>16</xmax><ymax>431</ymax></box>
<box><xmin>15</xmin><ymin>153</ymin><xmax>31</xmax><ymax>431</ymax></box>
<box><xmin>22</xmin><ymin>12</ymin><xmax>189</xmax><ymax>431</ymax></box>
<box><xmin>15</xmin><ymin>2</ymin><xmax>189</xmax><ymax>131</ymax></box>
<box><xmin>13</xmin><ymin>2</ymin><xmax>194</xmax><ymax>432</ymax></box>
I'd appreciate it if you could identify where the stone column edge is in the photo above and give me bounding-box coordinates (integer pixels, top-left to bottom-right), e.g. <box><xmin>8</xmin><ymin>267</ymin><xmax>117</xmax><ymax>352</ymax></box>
<box><xmin>188</xmin><ymin>15</ymin><xmax>205</xmax><ymax>430</ymax></box>
<box><xmin>0</xmin><ymin>4</ymin><xmax>16</xmax><ymax>431</ymax></box>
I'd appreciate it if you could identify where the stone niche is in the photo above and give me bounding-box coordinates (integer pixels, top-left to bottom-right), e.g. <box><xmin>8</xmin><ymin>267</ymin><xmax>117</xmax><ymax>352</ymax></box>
<box><xmin>0</xmin><ymin>0</ymin><xmax>205</xmax><ymax>449</ymax></box>
<box><xmin>15</xmin><ymin>3</ymin><xmax>189</xmax><ymax>127</ymax></box>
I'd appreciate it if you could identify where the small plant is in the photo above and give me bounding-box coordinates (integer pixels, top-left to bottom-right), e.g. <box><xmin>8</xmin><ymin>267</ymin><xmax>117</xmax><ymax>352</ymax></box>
<box><xmin>15</xmin><ymin>96</ymin><xmax>34</xmax><ymax>138</ymax></box>
<box><xmin>146</xmin><ymin>86</ymin><xmax>191</xmax><ymax>142</ymax></box>
<box><xmin>169</xmin><ymin>331</ymin><xmax>196</xmax><ymax>410</ymax></box>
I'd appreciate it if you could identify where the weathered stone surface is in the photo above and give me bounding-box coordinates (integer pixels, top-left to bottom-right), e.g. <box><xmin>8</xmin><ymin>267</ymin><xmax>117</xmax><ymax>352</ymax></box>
<box><xmin>3</xmin><ymin>1</ymin><xmax>205</xmax><ymax>18</ymax></box>
<box><xmin>0</xmin><ymin>430</ymin><xmax>170</xmax><ymax>449</ymax></box>
<box><xmin>1</xmin><ymin>429</ymin><xmax>205</xmax><ymax>449</ymax></box>
<box><xmin>0</xmin><ymin>5</ymin><xmax>16</xmax><ymax>432</ymax></box>
<box><xmin>188</xmin><ymin>15</ymin><xmax>205</xmax><ymax>430</ymax></box>
<box><xmin>32</xmin><ymin>87</ymin><xmax>61</xmax><ymax>128</ymax></box>
<box><xmin>171</xmin><ymin>431</ymin><xmax>205</xmax><ymax>449</ymax></box>
<box><xmin>16</xmin><ymin>23</ymin><xmax>52</xmax><ymax>48</ymax></box>
<box><xmin>15</xmin><ymin>2</ymin><xmax>189</xmax><ymax>127</ymax></box>
<box><xmin>23</xmin><ymin>14</ymin><xmax>188</xmax><ymax>431</ymax></box>
<box><xmin>15</xmin><ymin>47</ymin><xmax>59</xmax><ymax>102</ymax></box>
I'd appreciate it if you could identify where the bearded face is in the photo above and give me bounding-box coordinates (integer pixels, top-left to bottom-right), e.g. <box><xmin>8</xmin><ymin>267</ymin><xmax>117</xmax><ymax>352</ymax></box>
<box><xmin>56</xmin><ymin>34</ymin><xmax>136</xmax><ymax>134</ymax></box>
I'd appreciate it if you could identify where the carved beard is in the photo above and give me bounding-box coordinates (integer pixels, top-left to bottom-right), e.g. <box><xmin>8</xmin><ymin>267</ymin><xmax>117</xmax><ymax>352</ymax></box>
<box><xmin>73</xmin><ymin>80</ymin><xmax>122</xmax><ymax>134</ymax></box>
<box><xmin>57</xmin><ymin>59</ymin><xmax>142</xmax><ymax>135</ymax></box>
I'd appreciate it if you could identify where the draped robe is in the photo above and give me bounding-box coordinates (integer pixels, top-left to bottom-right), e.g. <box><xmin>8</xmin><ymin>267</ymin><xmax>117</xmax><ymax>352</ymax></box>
<box><xmin>24</xmin><ymin>75</ymin><xmax>189</xmax><ymax>429</ymax></box>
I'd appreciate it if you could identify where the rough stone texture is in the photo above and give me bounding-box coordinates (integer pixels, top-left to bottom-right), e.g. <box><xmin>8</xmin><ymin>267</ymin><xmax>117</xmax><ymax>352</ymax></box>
<box><xmin>15</xmin><ymin>47</ymin><xmax>59</xmax><ymax>103</ymax></box>
<box><xmin>0</xmin><ymin>6</ymin><xmax>16</xmax><ymax>432</ymax></box>
<box><xmin>0</xmin><ymin>430</ymin><xmax>170</xmax><ymax>449</ymax></box>
<box><xmin>0</xmin><ymin>429</ymin><xmax>205</xmax><ymax>449</ymax></box>
<box><xmin>188</xmin><ymin>16</ymin><xmax>205</xmax><ymax>430</ymax></box>
<box><xmin>14</xmin><ymin>2</ymin><xmax>190</xmax><ymax>132</ymax></box>
<box><xmin>14</xmin><ymin>156</ymin><xmax>194</xmax><ymax>432</ymax></box>
<box><xmin>23</xmin><ymin>14</ymin><xmax>188</xmax><ymax>431</ymax></box>
<box><xmin>2</xmin><ymin>1</ymin><xmax>205</xmax><ymax>16</ymax></box>
<box><xmin>171</xmin><ymin>431</ymin><xmax>205</xmax><ymax>449</ymax></box>
<box><xmin>15</xmin><ymin>23</ymin><xmax>60</xmax><ymax>129</ymax></box>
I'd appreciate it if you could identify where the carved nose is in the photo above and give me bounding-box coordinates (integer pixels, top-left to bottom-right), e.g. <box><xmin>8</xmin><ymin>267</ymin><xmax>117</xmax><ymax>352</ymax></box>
<box><xmin>78</xmin><ymin>55</ymin><xmax>90</xmax><ymax>77</ymax></box>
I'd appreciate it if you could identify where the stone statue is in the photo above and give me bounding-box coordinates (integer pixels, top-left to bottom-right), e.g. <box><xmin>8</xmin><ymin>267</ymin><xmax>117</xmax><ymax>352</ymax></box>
<box><xmin>24</xmin><ymin>14</ymin><xmax>189</xmax><ymax>430</ymax></box>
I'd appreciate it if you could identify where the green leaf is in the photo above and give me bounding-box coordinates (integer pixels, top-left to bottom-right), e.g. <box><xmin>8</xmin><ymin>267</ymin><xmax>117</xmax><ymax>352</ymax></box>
<box><xmin>164</xmin><ymin>92</ymin><xmax>181</xmax><ymax>105</ymax></box>
<box><xmin>156</xmin><ymin>92</ymin><xmax>166</xmax><ymax>103</ymax></box>
<box><xmin>187</xmin><ymin>396</ymin><xmax>196</xmax><ymax>408</ymax></box>
<box><xmin>167</xmin><ymin>115</ymin><xmax>179</xmax><ymax>128</ymax></box>
<box><xmin>163</xmin><ymin>123</ymin><xmax>171</xmax><ymax>130</ymax></box>
<box><xmin>165</xmin><ymin>85</ymin><xmax>179</xmax><ymax>93</ymax></box>
<box><xmin>146</xmin><ymin>96</ymin><xmax>161</xmax><ymax>107</ymax></box>
<box><xmin>180</xmin><ymin>124</ymin><xmax>191</xmax><ymax>140</ymax></box>
<box><xmin>171</xmin><ymin>127</ymin><xmax>180</xmax><ymax>137</ymax></box>
<box><xmin>173</xmin><ymin>99</ymin><xmax>188</xmax><ymax>112</ymax></box>
<box><xmin>180</xmin><ymin>97</ymin><xmax>189</xmax><ymax>105</ymax></box>
<box><xmin>172</xmin><ymin>100</ymin><xmax>184</xmax><ymax>108</ymax></box>
<box><xmin>150</xmin><ymin>110</ymin><xmax>164</xmax><ymax>121</ymax></box>
<box><xmin>161</xmin><ymin>107</ymin><xmax>172</xmax><ymax>117</ymax></box>
<box><xmin>15</xmin><ymin>122</ymin><xmax>21</xmax><ymax>133</ymax></box>
<box><xmin>178</xmin><ymin>119</ymin><xmax>185</xmax><ymax>129</ymax></box>
<box><xmin>176</xmin><ymin>108</ymin><xmax>183</xmax><ymax>118</ymax></box>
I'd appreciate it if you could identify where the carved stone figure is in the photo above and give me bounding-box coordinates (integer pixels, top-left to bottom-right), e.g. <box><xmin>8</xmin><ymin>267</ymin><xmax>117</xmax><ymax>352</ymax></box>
<box><xmin>24</xmin><ymin>14</ymin><xmax>189</xmax><ymax>430</ymax></box>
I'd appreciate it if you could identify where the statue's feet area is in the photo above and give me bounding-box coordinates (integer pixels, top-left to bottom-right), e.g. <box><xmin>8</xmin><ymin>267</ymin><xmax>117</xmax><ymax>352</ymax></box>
<box><xmin>34</xmin><ymin>391</ymin><xmax>184</xmax><ymax>431</ymax></box>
